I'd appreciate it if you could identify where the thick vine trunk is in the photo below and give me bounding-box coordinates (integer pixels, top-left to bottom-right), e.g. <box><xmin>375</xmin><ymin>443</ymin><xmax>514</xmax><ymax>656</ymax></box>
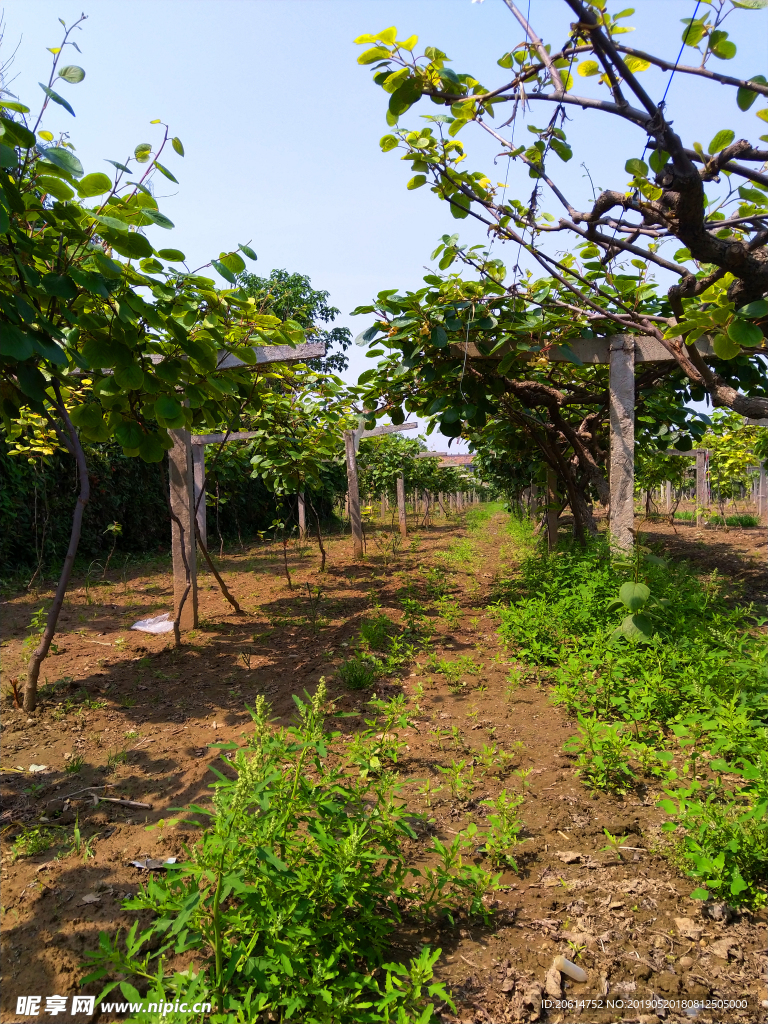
<box><xmin>24</xmin><ymin>390</ymin><xmax>89</xmax><ymax>713</ymax></box>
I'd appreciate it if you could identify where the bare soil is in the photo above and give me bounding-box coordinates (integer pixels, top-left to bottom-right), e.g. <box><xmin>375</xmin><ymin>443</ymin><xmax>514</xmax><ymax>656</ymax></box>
<box><xmin>1</xmin><ymin>511</ymin><xmax>765</xmax><ymax>1023</ymax></box>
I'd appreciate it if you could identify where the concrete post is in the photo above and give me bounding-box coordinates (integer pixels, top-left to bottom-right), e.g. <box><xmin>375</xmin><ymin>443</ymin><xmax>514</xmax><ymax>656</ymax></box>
<box><xmin>759</xmin><ymin>462</ymin><xmax>767</xmax><ymax>520</ymax></box>
<box><xmin>397</xmin><ymin>473</ymin><xmax>407</xmax><ymax>540</ymax></box>
<box><xmin>608</xmin><ymin>336</ymin><xmax>636</xmax><ymax>553</ymax></box>
<box><xmin>191</xmin><ymin>443</ymin><xmax>207</xmax><ymax>549</ymax></box>
<box><xmin>546</xmin><ymin>466</ymin><xmax>558</xmax><ymax>553</ymax></box>
<box><xmin>169</xmin><ymin>428</ymin><xmax>198</xmax><ymax>630</ymax></box>
<box><xmin>344</xmin><ymin>430</ymin><xmax>364</xmax><ymax>558</ymax></box>
<box><xmin>696</xmin><ymin>450</ymin><xmax>707</xmax><ymax>527</ymax></box>
<box><xmin>665</xmin><ymin>480</ymin><xmax>672</xmax><ymax>513</ymax></box>
<box><xmin>298</xmin><ymin>491</ymin><xmax>306</xmax><ymax>539</ymax></box>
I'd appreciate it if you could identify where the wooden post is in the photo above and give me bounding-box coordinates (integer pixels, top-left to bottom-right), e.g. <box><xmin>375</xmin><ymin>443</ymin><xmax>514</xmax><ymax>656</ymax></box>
<box><xmin>696</xmin><ymin>450</ymin><xmax>707</xmax><ymax>527</ymax></box>
<box><xmin>397</xmin><ymin>473</ymin><xmax>407</xmax><ymax>540</ymax></box>
<box><xmin>169</xmin><ymin>428</ymin><xmax>198</xmax><ymax>630</ymax></box>
<box><xmin>344</xmin><ymin>430</ymin><xmax>364</xmax><ymax>558</ymax></box>
<box><xmin>191</xmin><ymin>443</ymin><xmax>207</xmax><ymax>549</ymax></box>
<box><xmin>298</xmin><ymin>491</ymin><xmax>306</xmax><ymax>539</ymax></box>
<box><xmin>439</xmin><ymin>491</ymin><xmax>444</xmax><ymax>514</ymax></box>
<box><xmin>608</xmin><ymin>336</ymin><xmax>636</xmax><ymax>553</ymax></box>
<box><xmin>546</xmin><ymin>466</ymin><xmax>558</xmax><ymax>553</ymax></box>
<box><xmin>380</xmin><ymin>493</ymin><xmax>387</xmax><ymax>519</ymax></box>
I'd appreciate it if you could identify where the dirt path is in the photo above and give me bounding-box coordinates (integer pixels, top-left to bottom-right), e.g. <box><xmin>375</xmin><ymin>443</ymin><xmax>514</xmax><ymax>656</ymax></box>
<box><xmin>1</xmin><ymin>511</ymin><xmax>765</xmax><ymax>1022</ymax></box>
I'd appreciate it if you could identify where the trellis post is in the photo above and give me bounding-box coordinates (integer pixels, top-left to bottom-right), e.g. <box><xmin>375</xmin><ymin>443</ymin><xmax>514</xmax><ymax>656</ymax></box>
<box><xmin>608</xmin><ymin>336</ymin><xmax>636</xmax><ymax>553</ymax></box>
<box><xmin>298</xmin><ymin>492</ymin><xmax>306</xmax><ymax>539</ymax></box>
<box><xmin>397</xmin><ymin>474</ymin><xmax>407</xmax><ymax>539</ymax></box>
<box><xmin>168</xmin><ymin>341</ymin><xmax>325</xmax><ymax>630</ymax></box>
<box><xmin>343</xmin><ymin>420</ymin><xmax>418</xmax><ymax>558</ymax></box>
<box><xmin>169</xmin><ymin>428</ymin><xmax>198</xmax><ymax>630</ymax></box>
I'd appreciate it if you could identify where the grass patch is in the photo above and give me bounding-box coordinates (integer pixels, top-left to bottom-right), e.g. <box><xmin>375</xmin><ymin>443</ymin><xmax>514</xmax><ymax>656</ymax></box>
<box><xmin>494</xmin><ymin>531</ymin><xmax>768</xmax><ymax>908</ymax></box>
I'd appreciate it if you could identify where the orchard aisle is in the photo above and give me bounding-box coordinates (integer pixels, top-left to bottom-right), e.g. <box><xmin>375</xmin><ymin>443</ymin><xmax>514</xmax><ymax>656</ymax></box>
<box><xmin>0</xmin><ymin>508</ymin><xmax>764</xmax><ymax>1022</ymax></box>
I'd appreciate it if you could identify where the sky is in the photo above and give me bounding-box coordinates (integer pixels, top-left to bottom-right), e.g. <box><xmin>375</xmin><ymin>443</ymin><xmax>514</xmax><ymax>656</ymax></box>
<box><xmin>4</xmin><ymin>0</ymin><xmax>767</xmax><ymax>449</ymax></box>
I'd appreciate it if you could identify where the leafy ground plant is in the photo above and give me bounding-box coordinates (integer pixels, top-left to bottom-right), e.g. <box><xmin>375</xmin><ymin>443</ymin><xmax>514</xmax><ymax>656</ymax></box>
<box><xmin>496</xmin><ymin>522</ymin><xmax>768</xmax><ymax>907</ymax></box>
<box><xmin>82</xmin><ymin>685</ymin><xmax>510</xmax><ymax>1021</ymax></box>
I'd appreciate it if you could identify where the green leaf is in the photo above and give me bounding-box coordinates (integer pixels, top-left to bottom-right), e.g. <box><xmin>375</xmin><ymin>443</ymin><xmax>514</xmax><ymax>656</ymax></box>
<box><xmin>731</xmin><ymin>0</ymin><xmax>768</xmax><ymax>6</ymax></box>
<box><xmin>155</xmin><ymin>394</ymin><xmax>182</xmax><ymax>419</ymax></box>
<box><xmin>100</xmin><ymin>229</ymin><xmax>153</xmax><ymax>260</ymax></box>
<box><xmin>711</xmin><ymin>38</ymin><xmax>737</xmax><ymax>59</ymax></box>
<box><xmin>649</xmin><ymin>149</ymin><xmax>670</xmax><ymax>173</ymax></box>
<box><xmin>0</xmin><ymin>143</ymin><xmax>18</xmax><ymax>168</ymax></box>
<box><xmin>58</xmin><ymin>65</ymin><xmax>85</xmax><ymax>84</ymax></box>
<box><xmin>36</xmin><ymin>174</ymin><xmax>74</xmax><ymax>201</ymax></box>
<box><xmin>114</xmin><ymin>364</ymin><xmax>145</xmax><ymax>390</ymax></box>
<box><xmin>358</xmin><ymin>46</ymin><xmax>392</xmax><ymax>65</ymax></box>
<box><xmin>618</xmin><ymin>581</ymin><xmax>650</xmax><ymax>612</ymax></box>
<box><xmin>0</xmin><ymin>323</ymin><xmax>34</xmax><ymax>361</ymax></box>
<box><xmin>619</xmin><ymin>612</ymin><xmax>654</xmax><ymax>641</ymax></box>
<box><xmin>577</xmin><ymin>60</ymin><xmax>600</xmax><ymax>77</ymax></box>
<box><xmin>389</xmin><ymin>79</ymin><xmax>421</xmax><ymax>119</ymax></box>
<box><xmin>220</xmin><ymin>251</ymin><xmax>246</xmax><ymax>275</ymax></box>
<box><xmin>737</xmin><ymin>298</ymin><xmax>768</xmax><ymax>317</ymax></box>
<box><xmin>38</xmin><ymin>146</ymin><xmax>83</xmax><ymax>178</ymax></box>
<box><xmin>407</xmin><ymin>174</ymin><xmax>427</xmax><ymax>190</ymax></box>
<box><xmin>139</xmin><ymin>431</ymin><xmax>166</xmax><ymax>462</ymax></box>
<box><xmin>625</xmin><ymin>157</ymin><xmax>648</xmax><ymax>176</ymax></box>
<box><xmin>380</xmin><ymin>134</ymin><xmax>399</xmax><ymax>152</ymax></box>
<box><xmin>171</xmin><ymin>136</ymin><xmax>184</xmax><ymax>156</ymax></box>
<box><xmin>737</xmin><ymin>74</ymin><xmax>767</xmax><ymax>110</ymax></box>
<box><xmin>549</xmin><ymin>138</ymin><xmax>572</xmax><ymax>162</ymax></box>
<box><xmin>0</xmin><ymin>117</ymin><xmax>36</xmax><ymax>149</ymax></box>
<box><xmin>39</xmin><ymin>83</ymin><xmax>75</xmax><ymax>117</ymax></box>
<box><xmin>757</xmin><ymin>109</ymin><xmax>768</xmax><ymax>122</ymax></box>
<box><xmin>430</xmin><ymin>325</ymin><xmax>448</xmax><ymax>348</ymax></box>
<box><xmin>727</xmin><ymin>318</ymin><xmax>763</xmax><ymax>347</ymax></box>
<box><xmin>105</xmin><ymin>159</ymin><xmax>131</xmax><ymax>174</ymax></box>
<box><xmin>712</xmin><ymin>332</ymin><xmax>741</xmax><ymax>359</ymax></box>
<box><xmin>239</xmin><ymin>243</ymin><xmax>257</xmax><ymax>261</ymax></box>
<box><xmin>738</xmin><ymin>185</ymin><xmax>768</xmax><ymax>204</ymax></box>
<box><xmin>134</xmin><ymin>143</ymin><xmax>152</xmax><ymax>163</ymax></box>
<box><xmin>157</xmin><ymin>248</ymin><xmax>186</xmax><ymax>262</ymax></box>
<box><xmin>140</xmin><ymin>207</ymin><xmax>174</xmax><ymax>229</ymax></box>
<box><xmin>115</xmin><ymin>419</ymin><xmax>144</xmax><ymax>448</ymax></box>
<box><xmin>707</xmin><ymin>129</ymin><xmax>735</xmax><ymax>155</ymax></box>
<box><xmin>16</xmin><ymin>363</ymin><xmax>48</xmax><ymax>402</ymax></box>
<box><xmin>76</xmin><ymin>172</ymin><xmax>113</xmax><ymax>197</ymax></box>
<box><xmin>91</xmin><ymin>251</ymin><xmax>124</xmax><ymax>278</ymax></box>
<box><xmin>154</xmin><ymin>160</ymin><xmax>178</xmax><ymax>183</ymax></box>
<box><xmin>211</xmin><ymin>259</ymin><xmax>237</xmax><ymax>284</ymax></box>
<box><xmin>42</xmin><ymin>273</ymin><xmax>77</xmax><ymax>300</ymax></box>
<box><xmin>70</xmin><ymin>403</ymin><xmax>105</xmax><ymax>431</ymax></box>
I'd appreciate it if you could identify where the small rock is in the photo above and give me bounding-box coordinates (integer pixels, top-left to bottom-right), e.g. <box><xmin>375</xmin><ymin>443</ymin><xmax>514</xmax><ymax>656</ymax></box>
<box><xmin>705</xmin><ymin>901</ymin><xmax>734</xmax><ymax>923</ymax></box>
<box><xmin>544</xmin><ymin>965</ymin><xmax>561</xmax><ymax>999</ymax></box>
<box><xmin>673</xmin><ymin>916</ymin><xmax>702</xmax><ymax>940</ymax></box>
<box><xmin>500</xmin><ymin>977</ymin><xmax>515</xmax><ymax>993</ymax></box>
<box><xmin>678</xmin><ymin>955</ymin><xmax>694</xmax><ymax>968</ymax></box>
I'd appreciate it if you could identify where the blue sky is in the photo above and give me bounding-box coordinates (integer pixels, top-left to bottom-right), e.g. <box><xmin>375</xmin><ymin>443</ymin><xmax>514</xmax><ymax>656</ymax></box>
<box><xmin>6</xmin><ymin>0</ymin><xmax>767</xmax><ymax>447</ymax></box>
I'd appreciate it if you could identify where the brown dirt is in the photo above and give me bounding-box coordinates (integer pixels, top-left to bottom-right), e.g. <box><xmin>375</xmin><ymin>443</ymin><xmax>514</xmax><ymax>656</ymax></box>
<box><xmin>1</xmin><ymin>511</ymin><xmax>765</xmax><ymax>1023</ymax></box>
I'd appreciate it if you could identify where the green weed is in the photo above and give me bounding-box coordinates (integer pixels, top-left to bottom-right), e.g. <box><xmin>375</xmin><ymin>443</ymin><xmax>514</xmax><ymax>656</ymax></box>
<box><xmin>337</xmin><ymin>654</ymin><xmax>377</xmax><ymax>690</ymax></box>
<box><xmin>12</xmin><ymin>825</ymin><xmax>64</xmax><ymax>860</ymax></box>
<box><xmin>81</xmin><ymin>685</ymin><xmax>472</xmax><ymax>1019</ymax></box>
<box><xmin>495</xmin><ymin>533</ymin><xmax>768</xmax><ymax>907</ymax></box>
<box><xmin>65</xmin><ymin>755</ymin><xmax>85</xmax><ymax>774</ymax></box>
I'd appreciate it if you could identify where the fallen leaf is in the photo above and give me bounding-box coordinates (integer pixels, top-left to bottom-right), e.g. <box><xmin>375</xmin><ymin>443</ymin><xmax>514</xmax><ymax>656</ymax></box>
<box><xmin>557</xmin><ymin>850</ymin><xmax>581</xmax><ymax>864</ymax></box>
<box><xmin>28</xmin><ymin>764</ymin><xmax>48</xmax><ymax>773</ymax></box>
<box><xmin>130</xmin><ymin>857</ymin><xmax>178</xmax><ymax>871</ymax></box>
<box><xmin>709</xmin><ymin>937</ymin><xmax>739</xmax><ymax>960</ymax></box>
<box><xmin>81</xmin><ymin>893</ymin><xmax>101</xmax><ymax>904</ymax></box>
